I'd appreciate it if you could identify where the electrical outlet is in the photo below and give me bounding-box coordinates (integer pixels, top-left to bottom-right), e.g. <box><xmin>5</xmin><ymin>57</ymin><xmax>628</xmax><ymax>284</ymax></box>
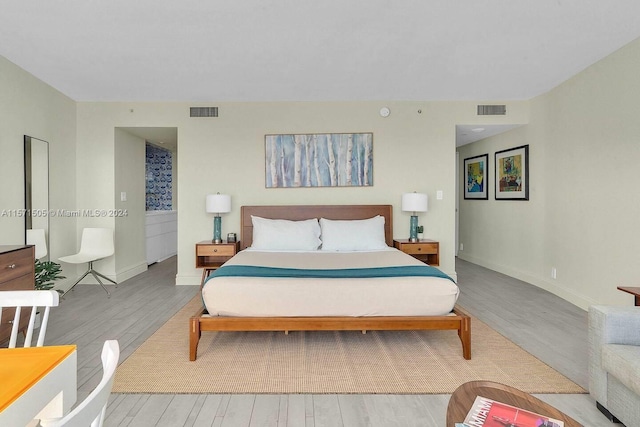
<box><xmin>551</xmin><ymin>267</ymin><xmax>557</xmax><ymax>279</ymax></box>
<box><xmin>120</xmin><ymin>192</ymin><xmax>127</xmax><ymax>202</ymax></box>
<box><xmin>459</xmin><ymin>243</ymin><xmax>463</xmax><ymax>251</ymax></box>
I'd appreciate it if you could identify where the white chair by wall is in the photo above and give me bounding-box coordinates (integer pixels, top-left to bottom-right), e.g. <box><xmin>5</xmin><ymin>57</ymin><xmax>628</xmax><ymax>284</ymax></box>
<box><xmin>0</xmin><ymin>289</ymin><xmax>59</xmax><ymax>347</ymax></box>
<box><xmin>58</xmin><ymin>228</ymin><xmax>117</xmax><ymax>297</ymax></box>
<box><xmin>26</xmin><ymin>228</ymin><xmax>48</xmax><ymax>260</ymax></box>
<box><xmin>39</xmin><ymin>340</ymin><xmax>120</xmax><ymax>427</ymax></box>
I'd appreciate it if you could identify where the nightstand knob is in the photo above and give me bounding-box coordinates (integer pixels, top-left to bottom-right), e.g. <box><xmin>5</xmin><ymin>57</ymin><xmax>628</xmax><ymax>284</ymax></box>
<box><xmin>7</xmin><ymin>263</ymin><xmax>16</xmax><ymax>269</ymax></box>
<box><xmin>417</xmin><ymin>248</ymin><xmax>421</xmax><ymax>251</ymax></box>
<box><xmin>213</xmin><ymin>249</ymin><xmax>218</xmax><ymax>253</ymax></box>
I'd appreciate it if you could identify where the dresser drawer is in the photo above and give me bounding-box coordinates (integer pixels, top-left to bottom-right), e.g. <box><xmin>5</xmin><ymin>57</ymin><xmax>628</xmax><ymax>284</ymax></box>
<box><xmin>400</xmin><ymin>242</ymin><xmax>438</xmax><ymax>255</ymax></box>
<box><xmin>0</xmin><ymin>275</ymin><xmax>34</xmax><ymax>343</ymax></box>
<box><xmin>0</xmin><ymin>246</ymin><xmax>36</xmax><ymax>345</ymax></box>
<box><xmin>0</xmin><ymin>247</ymin><xmax>34</xmax><ymax>283</ymax></box>
<box><xmin>197</xmin><ymin>244</ymin><xmax>236</xmax><ymax>257</ymax></box>
<box><xmin>0</xmin><ymin>306</ymin><xmax>34</xmax><ymax>339</ymax></box>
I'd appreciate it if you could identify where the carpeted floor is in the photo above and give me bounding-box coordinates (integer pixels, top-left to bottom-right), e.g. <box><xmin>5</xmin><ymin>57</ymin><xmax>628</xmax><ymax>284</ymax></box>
<box><xmin>113</xmin><ymin>296</ymin><xmax>585</xmax><ymax>394</ymax></box>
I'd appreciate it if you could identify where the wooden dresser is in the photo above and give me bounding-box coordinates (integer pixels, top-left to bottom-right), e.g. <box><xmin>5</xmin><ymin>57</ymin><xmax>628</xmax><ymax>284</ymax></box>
<box><xmin>0</xmin><ymin>245</ymin><xmax>35</xmax><ymax>345</ymax></box>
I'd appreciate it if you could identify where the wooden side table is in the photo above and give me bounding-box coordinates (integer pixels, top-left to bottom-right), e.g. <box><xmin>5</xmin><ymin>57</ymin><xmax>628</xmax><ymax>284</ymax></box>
<box><xmin>617</xmin><ymin>286</ymin><xmax>640</xmax><ymax>306</ymax></box>
<box><xmin>393</xmin><ymin>239</ymin><xmax>439</xmax><ymax>266</ymax></box>
<box><xmin>446</xmin><ymin>381</ymin><xmax>582</xmax><ymax>427</ymax></box>
<box><xmin>195</xmin><ymin>240</ymin><xmax>240</xmax><ymax>286</ymax></box>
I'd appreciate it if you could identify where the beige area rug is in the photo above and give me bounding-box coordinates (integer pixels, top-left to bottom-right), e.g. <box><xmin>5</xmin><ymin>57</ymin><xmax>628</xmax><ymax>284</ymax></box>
<box><xmin>113</xmin><ymin>296</ymin><xmax>585</xmax><ymax>394</ymax></box>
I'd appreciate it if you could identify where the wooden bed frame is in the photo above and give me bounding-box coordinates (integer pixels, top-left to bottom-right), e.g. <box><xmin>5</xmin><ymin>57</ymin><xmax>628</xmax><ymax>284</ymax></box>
<box><xmin>189</xmin><ymin>204</ymin><xmax>471</xmax><ymax>361</ymax></box>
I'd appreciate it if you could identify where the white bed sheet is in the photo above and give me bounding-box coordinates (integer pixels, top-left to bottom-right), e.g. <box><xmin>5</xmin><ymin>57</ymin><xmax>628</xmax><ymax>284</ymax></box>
<box><xmin>202</xmin><ymin>248</ymin><xmax>459</xmax><ymax>317</ymax></box>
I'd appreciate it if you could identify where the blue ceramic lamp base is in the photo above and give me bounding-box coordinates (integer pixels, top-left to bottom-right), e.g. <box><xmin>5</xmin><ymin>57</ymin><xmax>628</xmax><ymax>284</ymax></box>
<box><xmin>213</xmin><ymin>216</ymin><xmax>222</xmax><ymax>243</ymax></box>
<box><xmin>409</xmin><ymin>215</ymin><xmax>418</xmax><ymax>242</ymax></box>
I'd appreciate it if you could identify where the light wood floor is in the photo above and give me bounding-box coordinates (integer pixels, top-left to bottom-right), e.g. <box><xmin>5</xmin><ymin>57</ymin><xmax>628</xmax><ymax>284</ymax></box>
<box><xmin>43</xmin><ymin>257</ymin><xmax>615</xmax><ymax>427</ymax></box>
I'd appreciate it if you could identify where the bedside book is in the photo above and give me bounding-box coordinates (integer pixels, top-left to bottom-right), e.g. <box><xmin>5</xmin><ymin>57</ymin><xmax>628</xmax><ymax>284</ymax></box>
<box><xmin>463</xmin><ymin>396</ymin><xmax>564</xmax><ymax>427</ymax></box>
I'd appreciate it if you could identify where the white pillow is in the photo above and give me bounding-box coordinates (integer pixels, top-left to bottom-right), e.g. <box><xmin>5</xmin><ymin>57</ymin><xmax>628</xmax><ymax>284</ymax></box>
<box><xmin>320</xmin><ymin>216</ymin><xmax>388</xmax><ymax>251</ymax></box>
<box><xmin>251</xmin><ymin>216</ymin><xmax>321</xmax><ymax>251</ymax></box>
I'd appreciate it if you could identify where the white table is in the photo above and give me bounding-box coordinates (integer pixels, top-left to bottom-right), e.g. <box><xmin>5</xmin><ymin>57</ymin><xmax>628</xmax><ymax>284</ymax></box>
<box><xmin>0</xmin><ymin>345</ymin><xmax>77</xmax><ymax>427</ymax></box>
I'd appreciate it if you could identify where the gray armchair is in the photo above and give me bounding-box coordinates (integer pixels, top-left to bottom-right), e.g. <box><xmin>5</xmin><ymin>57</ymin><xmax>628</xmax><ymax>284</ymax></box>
<box><xmin>588</xmin><ymin>305</ymin><xmax>640</xmax><ymax>426</ymax></box>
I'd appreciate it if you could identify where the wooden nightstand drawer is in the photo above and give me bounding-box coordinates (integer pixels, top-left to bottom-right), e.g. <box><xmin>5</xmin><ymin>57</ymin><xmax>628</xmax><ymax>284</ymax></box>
<box><xmin>400</xmin><ymin>242</ymin><xmax>438</xmax><ymax>255</ymax></box>
<box><xmin>196</xmin><ymin>241</ymin><xmax>240</xmax><ymax>286</ymax></box>
<box><xmin>197</xmin><ymin>244</ymin><xmax>236</xmax><ymax>257</ymax></box>
<box><xmin>393</xmin><ymin>239</ymin><xmax>439</xmax><ymax>266</ymax></box>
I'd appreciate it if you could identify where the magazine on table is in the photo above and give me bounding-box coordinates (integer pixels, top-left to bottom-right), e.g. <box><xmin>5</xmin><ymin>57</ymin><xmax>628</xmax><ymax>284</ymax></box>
<box><xmin>461</xmin><ymin>395</ymin><xmax>564</xmax><ymax>427</ymax></box>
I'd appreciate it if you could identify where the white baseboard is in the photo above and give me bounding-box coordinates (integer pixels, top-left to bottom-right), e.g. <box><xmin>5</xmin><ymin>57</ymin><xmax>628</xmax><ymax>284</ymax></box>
<box><xmin>115</xmin><ymin>262</ymin><xmax>148</xmax><ymax>283</ymax></box>
<box><xmin>457</xmin><ymin>254</ymin><xmax>593</xmax><ymax>310</ymax></box>
<box><xmin>175</xmin><ymin>274</ymin><xmax>201</xmax><ymax>286</ymax></box>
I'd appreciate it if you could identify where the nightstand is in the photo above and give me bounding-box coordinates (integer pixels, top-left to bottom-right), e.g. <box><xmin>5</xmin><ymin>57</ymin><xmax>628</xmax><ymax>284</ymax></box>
<box><xmin>393</xmin><ymin>239</ymin><xmax>439</xmax><ymax>266</ymax></box>
<box><xmin>196</xmin><ymin>240</ymin><xmax>240</xmax><ymax>286</ymax></box>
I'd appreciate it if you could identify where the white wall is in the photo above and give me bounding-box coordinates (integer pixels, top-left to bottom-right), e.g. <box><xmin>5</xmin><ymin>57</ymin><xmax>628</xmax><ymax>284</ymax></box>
<box><xmin>0</xmin><ymin>56</ymin><xmax>77</xmax><ymax>286</ymax></box>
<box><xmin>114</xmin><ymin>128</ymin><xmax>147</xmax><ymax>281</ymax></box>
<box><xmin>2</xmin><ymin>53</ymin><xmax>533</xmax><ymax>293</ymax></box>
<box><xmin>72</xmin><ymin>100</ymin><xmax>527</xmax><ymax>286</ymax></box>
<box><xmin>457</xmin><ymin>37</ymin><xmax>640</xmax><ymax>309</ymax></box>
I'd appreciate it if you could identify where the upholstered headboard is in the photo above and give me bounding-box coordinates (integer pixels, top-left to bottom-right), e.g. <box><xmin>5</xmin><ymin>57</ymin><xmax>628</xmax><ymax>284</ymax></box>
<box><xmin>240</xmin><ymin>205</ymin><xmax>393</xmax><ymax>250</ymax></box>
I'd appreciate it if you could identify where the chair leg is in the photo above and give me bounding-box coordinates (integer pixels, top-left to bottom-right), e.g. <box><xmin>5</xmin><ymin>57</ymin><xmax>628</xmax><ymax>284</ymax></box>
<box><xmin>61</xmin><ymin>261</ymin><xmax>117</xmax><ymax>298</ymax></box>
<box><xmin>61</xmin><ymin>269</ymin><xmax>92</xmax><ymax>297</ymax></box>
<box><xmin>92</xmin><ymin>270</ymin><xmax>117</xmax><ymax>286</ymax></box>
<box><xmin>90</xmin><ymin>272</ymin><xmax>111</xmax><ymax>297</ymax></box>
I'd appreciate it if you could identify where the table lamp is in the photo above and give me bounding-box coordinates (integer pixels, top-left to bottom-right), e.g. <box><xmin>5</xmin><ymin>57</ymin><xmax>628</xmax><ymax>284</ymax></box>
<box><xmin>401</xmin><ymin>192</ymin><xmax>428</xmax><ymax>242</ymax></box>
<box><xmin>206</xmin><ymin>193</ymin><xmax>231</xmax><ymax>243</ymax></box>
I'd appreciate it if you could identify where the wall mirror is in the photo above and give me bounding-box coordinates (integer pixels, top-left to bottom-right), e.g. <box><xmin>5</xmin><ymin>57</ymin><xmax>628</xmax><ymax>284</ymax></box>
<box><xmin>24</xmin><ymin>135</ymin><xmax>50</xmax><ymax>261</ymax></box>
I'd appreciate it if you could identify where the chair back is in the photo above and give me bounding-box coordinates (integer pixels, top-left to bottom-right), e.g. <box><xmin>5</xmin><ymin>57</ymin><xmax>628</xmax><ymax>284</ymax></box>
<box><xmin>79</xmin><ymin>228</ymin><xmax>115</xmax><ymax>259</ymax></box>
<box><xmin>27</xmin><ymin>228</ymin><xmax>48</xmax><ymax>260</ymax></box>
<box><xmin>40</xmin><ymin>340</ymin><xmax>120</xmax><ymax>427</ymax></box>
<box><xmin>0</xmin><ymin>290</ymin><xmax>59</xmax><ymax>347</ymax></box>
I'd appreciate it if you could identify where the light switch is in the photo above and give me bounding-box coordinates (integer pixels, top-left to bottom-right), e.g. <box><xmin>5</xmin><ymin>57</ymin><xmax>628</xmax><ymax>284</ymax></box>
<box><xmin>436</xmin><ymin>190</ymin><xmax>443</xmax><ymax>200</ymax></box>
<box><xmin>120</xmin><ymin>192</ymin><xmax>127</xmax><ymax>202</ymax></box>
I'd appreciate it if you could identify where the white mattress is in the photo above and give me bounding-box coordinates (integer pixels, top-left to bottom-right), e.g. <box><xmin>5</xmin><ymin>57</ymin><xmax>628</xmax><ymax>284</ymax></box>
<box><xmin>202</xmin><ymin>248</ymin><xmax>459</xmax><ymax>317</ymax></box>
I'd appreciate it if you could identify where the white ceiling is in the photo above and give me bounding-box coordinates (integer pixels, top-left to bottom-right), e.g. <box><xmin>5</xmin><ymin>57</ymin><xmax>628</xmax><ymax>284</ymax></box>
<box><xmin>3</xmin><ymin>2</ymin><xmax>640</xmax><ymax>147</ymax></box>
<box><xmin>2</xmin><ymin>1</ymin><xmax>640</xmax><ymax>104</ymax></box>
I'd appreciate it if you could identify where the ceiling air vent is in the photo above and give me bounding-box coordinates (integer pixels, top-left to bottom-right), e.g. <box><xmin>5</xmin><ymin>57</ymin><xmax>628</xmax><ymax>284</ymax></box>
<box><xmin>477</xmin><ymin>105</ymin><xmax>506</xmax><ymax>116</ymax></box>
<box><xmin>190</xmin><ymin>107</ymin><xmax>219</xmax><ymax>117</ymax></box>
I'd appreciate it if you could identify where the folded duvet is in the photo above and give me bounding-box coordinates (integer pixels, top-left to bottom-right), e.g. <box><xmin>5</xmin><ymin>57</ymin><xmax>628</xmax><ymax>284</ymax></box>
<box><xmin>207</xmin><ymin>264</ymin><xmax>454</xmax><ymax>281</ymax></box>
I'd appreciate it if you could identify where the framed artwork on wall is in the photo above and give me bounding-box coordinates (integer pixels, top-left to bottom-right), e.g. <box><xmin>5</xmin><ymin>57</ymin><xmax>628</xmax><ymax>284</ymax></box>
<box><xmin>463</xmin><ymin>153</ymin><xmax>489</xmax><ymax>200</ymax></box>
<box><xmin>265</xmin><ymin>133</ymin><xmax>373</xmax><ymax>188</ymax></box>
<box><xmin>495</xmin><ymin>144</ymin><xmax>529</xmax><ymax>200</ymax></box>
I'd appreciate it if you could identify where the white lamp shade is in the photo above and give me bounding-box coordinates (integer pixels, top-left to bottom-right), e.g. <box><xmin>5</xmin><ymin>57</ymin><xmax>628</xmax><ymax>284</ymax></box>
<box><xmin>401</xmin><ymin>192</ymin><xmax>428</xmax><ymax>212</ymax></box>
<box><xmin>206</xmin><ymin>194</ymin><xmax>231</xmax><ymax>214</ymax></box>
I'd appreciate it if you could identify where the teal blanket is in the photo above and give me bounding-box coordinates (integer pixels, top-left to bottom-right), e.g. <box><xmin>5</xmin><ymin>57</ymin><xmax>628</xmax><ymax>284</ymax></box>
<box><xmin>205</xmin><ymin>264</ymin><xmax>454</xmax><ymax>285</ymax></box>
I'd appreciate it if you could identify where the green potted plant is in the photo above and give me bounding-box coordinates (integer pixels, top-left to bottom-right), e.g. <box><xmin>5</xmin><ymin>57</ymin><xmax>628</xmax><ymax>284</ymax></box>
<box><xmin>33</xmin><ymin>260</ymin><xmax>65</xmax><ymax>328</ymax></box>
<box><xmin>34</xmin><ymin>259</ymin><xmax>65</xmax><ymax>292</ymax></box>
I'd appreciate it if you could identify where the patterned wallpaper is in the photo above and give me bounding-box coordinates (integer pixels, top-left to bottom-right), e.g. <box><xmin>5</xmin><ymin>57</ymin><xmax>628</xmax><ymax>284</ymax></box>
<box><xmin>145</xmin><ymin>143</ymin><xmax>173</xmax><ymax>211</ymax></box>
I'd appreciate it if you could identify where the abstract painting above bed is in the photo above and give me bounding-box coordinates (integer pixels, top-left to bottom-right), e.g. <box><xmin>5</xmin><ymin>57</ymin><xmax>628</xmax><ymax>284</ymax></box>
<box><xmin>265</xmin><ymin>133</ymin><xmax>373</xmax><ymax>188</ymax></box>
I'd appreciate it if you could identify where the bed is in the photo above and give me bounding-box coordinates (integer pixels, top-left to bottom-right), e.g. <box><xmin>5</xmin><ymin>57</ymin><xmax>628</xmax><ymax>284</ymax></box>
<box><xmin>189</xmin><ymin>204</ymin><xmax>471</xmax><ymax>361</ymax></box>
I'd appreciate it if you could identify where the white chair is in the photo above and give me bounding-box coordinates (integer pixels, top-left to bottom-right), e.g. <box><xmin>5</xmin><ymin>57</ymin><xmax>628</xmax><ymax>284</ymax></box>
<box><xmin>0</xmin><ymin>290</ymin><xmax>59</xmax><ymax>348</ymax></box>
<box><xmin>59</xmin><ymin>228</ymin><xmax>117</xmax><ymax>297</ymax></box>
<box><xmin>40</xmin><ymin>340</ymin><xmax>120</xmax><ymax>427</ymax></box>
<box><xmin>27</xmin><ymin>228</ymin><xmax>48</xmax><ymax>260</ymax></box>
